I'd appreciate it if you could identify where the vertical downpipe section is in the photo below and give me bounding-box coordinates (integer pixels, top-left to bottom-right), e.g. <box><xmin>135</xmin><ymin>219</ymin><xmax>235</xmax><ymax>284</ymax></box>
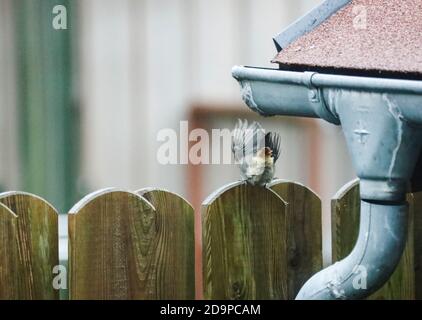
<box><xmin>297</xmin><ymin>90</ymin><xmax>422</xmax><ymax>299</ymax></box>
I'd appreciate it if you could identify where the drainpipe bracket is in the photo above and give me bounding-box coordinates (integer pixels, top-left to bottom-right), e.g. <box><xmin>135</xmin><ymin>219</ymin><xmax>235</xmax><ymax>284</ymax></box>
<box><xmin>359</xmin><ymin>179</ymin><xmax>407</xmax><ymax>202</ymax></box>
<box><xmin>303</xmin><ymin>72</ymin><xmax>340</xmax><ymax>125</ymax></box>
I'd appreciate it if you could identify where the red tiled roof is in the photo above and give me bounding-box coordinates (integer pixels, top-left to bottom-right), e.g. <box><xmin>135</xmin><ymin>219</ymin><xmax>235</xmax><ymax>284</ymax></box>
<box><xmin>273</xmin><ymin>0</ymin><xmax>422</xmax><ymax>78</ymax></box>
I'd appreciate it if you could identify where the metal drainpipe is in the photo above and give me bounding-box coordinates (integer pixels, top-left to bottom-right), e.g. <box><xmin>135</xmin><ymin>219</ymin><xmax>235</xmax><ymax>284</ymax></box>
<box><xmin>232</xmin><ymin>66</ymin><xmax>422</xmax><ymax>299</ymax></box>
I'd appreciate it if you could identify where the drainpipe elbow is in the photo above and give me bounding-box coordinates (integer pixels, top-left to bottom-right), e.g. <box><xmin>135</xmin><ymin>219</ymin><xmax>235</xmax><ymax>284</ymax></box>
<box><xmin>296</xmin><ymin>200</ymin><xmax>408</xmax><ymax>300</ymax></box>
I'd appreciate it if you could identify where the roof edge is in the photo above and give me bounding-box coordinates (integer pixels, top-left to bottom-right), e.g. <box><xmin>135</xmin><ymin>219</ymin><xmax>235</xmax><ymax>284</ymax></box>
<box><xmin>273</xmin><ymin>0</ymin><xmax>351</xmax><ymax>52</ymax></box>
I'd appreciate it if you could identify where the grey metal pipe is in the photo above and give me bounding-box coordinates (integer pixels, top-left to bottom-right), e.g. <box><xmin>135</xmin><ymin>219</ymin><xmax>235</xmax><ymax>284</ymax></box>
<box><xmin>232</xmin><ymin>66</ymin><xmax>422</xmax><ymax>94</ymax></box>
<box><xmin>296</xmin><ymin>200</ymin><xmax>408</xmax><ymax>299</ymax></box>
<box><xmin>232</xmin><ymin>65</ymin><xmax>422</xmax><ymax>300</ymax></box>
<box><xmin>232</xmin><ymin>67</ymin><xmax>340</xmax><ymax>124</ymax></box>
<box><xmin>233</xmin><ymin>65</ymin><xmax>422</xmax><ymax>124</ymax></box>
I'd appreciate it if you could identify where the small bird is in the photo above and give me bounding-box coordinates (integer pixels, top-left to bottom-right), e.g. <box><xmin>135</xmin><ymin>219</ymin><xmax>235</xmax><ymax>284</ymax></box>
<box><xmin>232</xmin><ymin>119</ymin><xmax>281</xmax><ymax>186</ymax></box>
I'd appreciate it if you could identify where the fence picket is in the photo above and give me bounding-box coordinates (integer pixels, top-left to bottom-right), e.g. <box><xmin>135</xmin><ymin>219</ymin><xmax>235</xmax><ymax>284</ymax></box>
<box><xmin>0</xmin><ymin>192</ymin><xmax>59</xmax><ymax>300</ymax></box>
<box><xmin>267</xmin><ymin>179</ymin><xmax>322</xmax><ymax>298</ymax></box>
<box><xmin>0</xmin><ymin>203</ymin><xmax>19</xmax><ymax>299</ymax></box>
<box><xmin>202</xmin><ymin>181</ymin><xmax>288</xmax><ymax>299</ymax></box>
<box><xmin>331</xmin><ymin>180</ymin><xmax>417</xmax><ymax>299</ymax></box>
<box><xmin>68</xmin><ymin>189</ymin><xmax>156</xmax><ymax>299</ymax></box>
<box><xmin>135</xmin><ymin>188</ymin><xmax>195</xmax><ymax>299</ymax></box>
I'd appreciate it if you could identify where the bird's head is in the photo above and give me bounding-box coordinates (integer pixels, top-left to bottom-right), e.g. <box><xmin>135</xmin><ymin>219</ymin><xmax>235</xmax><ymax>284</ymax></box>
<box><xmin>264</xmin><ymin>147</ymin><xmax>273</xmax><ymax>158</ymax></box>
<box><xmin>256</xmin><ymin>147</ymin><xmax>274</xmax><ymax>166</ymax></box>
<box><xmin>257</xmin><ymin>147</ymin><xmax>273</xmax><ymax>159</ymax></box>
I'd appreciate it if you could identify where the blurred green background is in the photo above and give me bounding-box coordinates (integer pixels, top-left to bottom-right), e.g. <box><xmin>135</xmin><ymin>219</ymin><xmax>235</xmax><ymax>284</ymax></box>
<box><xmin>15</xmin><ymin>0</ymin><xmax>79</xmax><ymax>213</ymax></box>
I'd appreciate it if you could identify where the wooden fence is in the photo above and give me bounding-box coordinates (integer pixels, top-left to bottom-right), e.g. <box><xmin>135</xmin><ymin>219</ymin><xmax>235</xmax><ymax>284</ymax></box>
<box><xmin>0</xmin><ymin>180</ymin><xmax>420</xmax><ymax>299</ymax></box>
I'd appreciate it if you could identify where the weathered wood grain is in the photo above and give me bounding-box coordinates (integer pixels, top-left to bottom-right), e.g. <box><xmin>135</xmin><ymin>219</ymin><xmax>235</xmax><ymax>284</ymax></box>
<box><xmin>412</xmin><ymin>191</ymin><xmax>422</xmax><ymax>299</ymax></box>
<box><xmin>331</xmin><ymin>180</ymin><xmax>415</xmax><ymax>299</ymax></box>
<box><xmin>371</xmin><ymin>193</ymin><xmax>415</xmax><ymax>300</ymax></box>
<box><xmin>268</xmin><ymin>179</ymin><xmax>322</xmax><ymax>298</ymax></box>
<box><xmin>0</xmin><ymin>203</ymin><xmax>20</xmax><ymax>300</ymax></box>
<box><xmin>202</xmin><ymin>181</ymin><xmax>288</xmax><ymax>300</ymax></box>
<box><xmin>69</xmin><ymin>189</ymin><xmax>156</xmax><ymax>299</ymax></box>
<box><xmin>136</xmin><ymin>188</ymin><xmax>195</xmax><ymax>299</ymax></box>
<box><xmin>331</xmin><ymin>179</ymin><xmax>360</xmax><ymax>262</ymax></box>
<box><xmin>0</xmin><ymin>192</ymin><xmax>59</xmax><ymax>300</ymax></box>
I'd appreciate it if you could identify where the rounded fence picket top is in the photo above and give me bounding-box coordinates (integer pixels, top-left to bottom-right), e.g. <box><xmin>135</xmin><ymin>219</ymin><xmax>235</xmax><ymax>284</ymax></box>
<box><xmin>202</xmin><ymin>181</ymin><xmax>288</xmax><ymax>300</ymax></box>
<box><xmin>267</xmin><ymin>179</ymin><xmax>322</xmax><ymax>298</ymax></box>
<box><xmin>68</xmin><ymin>188</ymin><xmax>156</xmax><ymax>300</ymax></box>
<box><xmin>135</xmin><ymin>188</ymin><xmax>195</xmax><ymax>300</ymax></box>
<box><xmin>0</xmin><ymin>191</ymin><xmax>59</xmax><ymax>300</ymax></box>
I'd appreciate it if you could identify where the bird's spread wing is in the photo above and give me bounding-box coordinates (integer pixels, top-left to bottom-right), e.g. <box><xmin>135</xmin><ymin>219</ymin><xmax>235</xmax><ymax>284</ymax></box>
<box><xmin>232</xmin><ymin>119</ymin><xmax>266</xmax><ymax>161</ymax></box>
<box><xmin>231</xmin><ymin>119</ymin><xmax>246</xmax><ymax>161</ymax></box>
<box><xmin>265</xmin><ymin>132</ymin><xmax>281</xmax><ymax>162</ymax></box>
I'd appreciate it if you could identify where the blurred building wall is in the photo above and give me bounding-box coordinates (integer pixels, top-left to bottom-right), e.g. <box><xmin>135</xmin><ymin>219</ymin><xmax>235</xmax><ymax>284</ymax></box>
<box><xmin>78</xmin><ymin>0</ymin><xmax>344</xmax><ymax>194</ymax></box>
<box><xmin>77</xmin><ymin>0</ymin><xmax>355</xmax><ymax>264</ymax></box>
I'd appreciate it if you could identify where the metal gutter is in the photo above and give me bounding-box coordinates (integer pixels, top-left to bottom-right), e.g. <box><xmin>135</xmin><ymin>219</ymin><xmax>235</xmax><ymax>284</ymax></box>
<box><xmin>273</xmin><ymin>0</ymin><xmax>351</xmax><ymax>52</ymax></box>
<box><xmin>232</xmin><ymin>65</ymin><xmax>422</xmax><ymax>299</ymax></box>
<box><xmin>234</xmin><ymin>67</ymin><xmax>422</xmax><ymax>93</ymax></box>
